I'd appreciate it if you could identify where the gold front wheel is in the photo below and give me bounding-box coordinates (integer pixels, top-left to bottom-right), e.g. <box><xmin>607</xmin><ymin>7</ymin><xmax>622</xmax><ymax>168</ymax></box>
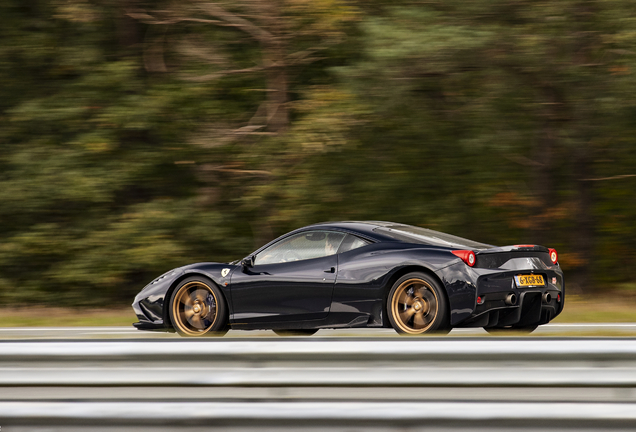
<box><xmin>169</xmin><ymin>277</ymin><xmax>228</xmax><ymax>337</ymax></box>
<box><xmin>387</xmin><ymin>273</ymin><xmax>448</xmax><ymax>335</ymax></box>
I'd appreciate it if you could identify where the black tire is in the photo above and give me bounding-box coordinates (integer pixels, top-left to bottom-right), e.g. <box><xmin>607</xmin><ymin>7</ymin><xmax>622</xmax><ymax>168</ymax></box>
<box><xmin>484</xmin><ymin>325</ymin><xmax>538</xmax><ymax>335</ymax></box>
<box><xmin>273</xmin><ymin>329</ymin><xmax>318</xmax><ymax>337</ymax></box>
<box><xmin>168</xmin><ymin>276</ymin><xmax>228</xmax><ymax>337</ymax></box>
<box><xmin>387</xmin><ymin>272</ymin><xmax>449</xmax><ymax>335</ymax></box>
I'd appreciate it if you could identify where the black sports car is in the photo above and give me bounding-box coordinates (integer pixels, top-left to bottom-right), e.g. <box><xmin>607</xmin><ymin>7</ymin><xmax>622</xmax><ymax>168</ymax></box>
<box><xmin>132</xmin><ymin>221</ymin><xmax>564</xmax><ymax>336</ymax></box>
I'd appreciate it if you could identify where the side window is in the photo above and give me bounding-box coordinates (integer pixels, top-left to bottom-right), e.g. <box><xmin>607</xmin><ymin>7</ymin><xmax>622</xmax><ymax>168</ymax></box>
<box><xmin>254</xmin><ymin>231</ymin><xmax>345</xmax><ymax>265</ymax></box>
<box><xmin>338</xmin><ymin>234</ymin><xmax>371</xmax><ymax>253</ymax></box>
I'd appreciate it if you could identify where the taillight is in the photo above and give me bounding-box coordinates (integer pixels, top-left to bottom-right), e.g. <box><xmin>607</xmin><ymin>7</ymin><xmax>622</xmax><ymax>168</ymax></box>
<box><xmin>452</xmin><ymin>250</ymin><xmax>476</xmax><ymax>267</ymax></box>
<box><xmin>548</xmin><ymin>248</ymin><xmax>558</xmax><ymax>264</ymax></box>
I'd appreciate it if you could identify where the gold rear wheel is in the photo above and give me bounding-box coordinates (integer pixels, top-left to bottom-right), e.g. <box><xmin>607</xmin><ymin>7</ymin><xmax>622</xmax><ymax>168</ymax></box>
<box><xmin>169</xmin><ymin>277</ymin><xmax>228</xmax><ymax>337</ymax></box>
<box><xmin>387</xmin><ymin>273</ymin><xmax>448</xmax><ymax>335</ymax></box>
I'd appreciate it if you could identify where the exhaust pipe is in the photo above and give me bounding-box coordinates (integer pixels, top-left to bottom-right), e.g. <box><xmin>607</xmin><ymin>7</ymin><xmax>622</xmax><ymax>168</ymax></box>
<box><xmin>504</xmin><ymin>293</ymin><xmax>517</xmax><ymax>306</ymax></box>
<box><xmin>543</xmin><ymin>292</ymin><xmax>552</xmax><ymax>304</ymax></box>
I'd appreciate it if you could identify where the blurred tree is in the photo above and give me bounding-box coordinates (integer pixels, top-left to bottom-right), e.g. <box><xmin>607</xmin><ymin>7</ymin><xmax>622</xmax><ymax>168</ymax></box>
<box><xmin>1</xmin><ymin>0</ymin><xmax>636</xmax><ymax>306</ymax></box>
<box><xmin>126</xmin><ymin>0</ymin><xmax>359</xmax><ymax>245</ymax></box>
<box><xmin>0</xmin><ymin>0</ymin><xmax>242</xmax><ymax>304</ymax></box>
<box><xmin>0</xmin><ymin>0</ymin><xmax>359</xmax><ymax>305</ymax></box>
<box><xmin>252</xmin><ymin>0</ymin><xmax>636</xmax><ymax>292</ymax></box>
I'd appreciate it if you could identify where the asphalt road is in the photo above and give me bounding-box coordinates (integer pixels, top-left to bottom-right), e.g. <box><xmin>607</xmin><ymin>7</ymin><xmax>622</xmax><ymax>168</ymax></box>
<box><xmin>1</xmin><ymin>322</ymin><xmax>636</xmax><ymax>338</ymax></box>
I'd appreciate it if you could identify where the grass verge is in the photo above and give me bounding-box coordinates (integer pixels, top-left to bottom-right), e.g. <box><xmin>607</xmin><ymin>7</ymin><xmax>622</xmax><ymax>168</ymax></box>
<box><xmin>553</xmin><ymin>295</ymin><xmax>636</xmax><ymax>323</ymax></box>
<box><xmin>0</xmin><ymin>307</ymin><xmax>136</xmax><ymax>327</ymax></box>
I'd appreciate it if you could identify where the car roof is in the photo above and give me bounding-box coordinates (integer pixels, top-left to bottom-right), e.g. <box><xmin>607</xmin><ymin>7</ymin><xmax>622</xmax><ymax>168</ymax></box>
<box><xmin>300</xmin><ymin>221</ymin><xmax>491</xmax><ymax>249</ymax></box>
<box><xmin>301</xmin><ymin>221</ymin><xmax>408</xmax><ymax>241</ymax></box>
<box><xmin>246</xmin><ymin>221</ymin><xmax>489</xmax><ymax>259</ymax></box>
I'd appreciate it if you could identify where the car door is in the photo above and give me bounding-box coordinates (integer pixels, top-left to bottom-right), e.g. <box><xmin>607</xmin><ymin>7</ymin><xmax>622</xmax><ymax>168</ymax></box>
<box><xmin>229</xmin><ymin>230</ymin><xmax>345</xmax><ymax>325</ymax></box>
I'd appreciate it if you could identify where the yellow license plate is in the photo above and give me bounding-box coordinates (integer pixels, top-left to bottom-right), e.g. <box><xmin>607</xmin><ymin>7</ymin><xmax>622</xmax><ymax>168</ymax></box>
<box><xmin>515</xmin><ymin>274</ymin><xmax>545</xmax><ymax>287</ymax></box>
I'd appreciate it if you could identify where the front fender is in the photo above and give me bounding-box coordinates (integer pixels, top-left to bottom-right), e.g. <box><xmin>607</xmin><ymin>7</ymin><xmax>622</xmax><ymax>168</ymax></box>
<box><xmin>133</xmin><ymin>267</ymin><xmax>185</xmax><ymax>324</ymax></box>
<box><xmin>133</xmin><ymin>262</ymin><xmax>238</xmax><ymax>327</ymax></box>
<box><xmin>179</xmin><ymin>263</ymin><xmax>236</xmax><ymax>312</ymax></box>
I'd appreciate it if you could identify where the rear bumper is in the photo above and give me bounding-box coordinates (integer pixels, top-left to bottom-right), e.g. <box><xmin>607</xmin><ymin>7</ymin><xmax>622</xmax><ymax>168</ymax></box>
<box><xmin>451</xmin><ymin>262</ymin><xmax>564</xmax><ymax>328</ymax></box>
<box><xmin>457</xmin><ymin>289</ymin><xmax>563</xmax><ymax>328</ymax></box>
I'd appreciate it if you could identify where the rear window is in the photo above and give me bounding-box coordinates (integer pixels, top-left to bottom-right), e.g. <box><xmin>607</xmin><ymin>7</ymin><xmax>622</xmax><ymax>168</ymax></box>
<box><xmin>374</xmin><ymin>225</ymin><xmax>492</xmax><ymax>250</ymax></box>
<box><xmin>338</xmin><ymin>234</ymin><xmax>370</xmax><ymax>253</ymax></box>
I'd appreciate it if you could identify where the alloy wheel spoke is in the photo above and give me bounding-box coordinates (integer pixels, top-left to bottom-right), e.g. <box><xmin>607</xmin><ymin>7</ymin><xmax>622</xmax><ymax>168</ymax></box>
<box><xmin>183</xmin><ymin>307</ymin><xmax>195</xmax><ymax>320</ymax></box>
<box><xmin>398</xmin><ymin>290</ymin><xmax>414</xmax><ymax>307</ymax></box>
<box><xmin>421</xmin><ymin>310</ymin><xmax>434</xmax><ymax>326</ymax></box>
<box><xmin>189</xmin><ymin>313</ymin><xmax>203</xmax><ymax>329</ymax></box>
<box><xmin>413</xmin><ymin>311</ymin><xmax>426</xmax><ymax>328</ymax></box>
<box><xmin>413</xmin><ymin>284</ymin><xmax>427</xmax><ymax>298</ymax></box>
<box><xmin>191</xmin><ymin>289</ymin><xmax>207</xmax><ymax>303</ymax></box>
<box><xmin>421</xmin><ymin>289</ymin><xmax>434</xmax><ymax>303</ymax></box>
<box><xmin>399</xmin><ymin>307</ymin><xmax>416</xmax><ymax>324</ymax></box>
<box><xmin>180</xmin><ymin>292</ymin><xmax>194</xmax><ymax>308</ymax></box>
<box><xmin>420</xmin><ymin>290</ymin><xmax>436</xmax><ymax>313</ymax></box>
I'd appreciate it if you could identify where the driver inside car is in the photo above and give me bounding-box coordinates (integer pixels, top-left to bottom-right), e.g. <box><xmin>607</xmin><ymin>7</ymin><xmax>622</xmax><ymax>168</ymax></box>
<box><xmin>324</xmin><ymin>234</ymin><xmax>339</xmax><ymax>256</ymax></box>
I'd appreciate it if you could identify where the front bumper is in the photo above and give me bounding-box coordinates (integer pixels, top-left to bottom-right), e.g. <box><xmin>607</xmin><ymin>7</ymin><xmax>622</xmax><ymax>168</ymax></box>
<box><xmin>132</xmin><ymin>321</ymin><xmax>171</xmax><ymax>332</ymax></box>
<box><xmin>131</xmin><ymin>268</ymin><xmax>185</xmax><ymax>330</ymax></box>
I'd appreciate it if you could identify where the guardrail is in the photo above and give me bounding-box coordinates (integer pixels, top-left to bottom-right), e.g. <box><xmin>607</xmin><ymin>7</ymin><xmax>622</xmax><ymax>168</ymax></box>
<box><xmin>2</xmin><ymin>338</ymin><xmax>636</xmax><ymax>430</ymax></box>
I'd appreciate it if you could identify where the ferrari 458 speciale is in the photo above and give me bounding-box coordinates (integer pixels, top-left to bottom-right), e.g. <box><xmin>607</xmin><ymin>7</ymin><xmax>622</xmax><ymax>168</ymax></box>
<box><xmin>132</xmin><ymin>221</ymin><xmax>564</xmax><ymax>336</ymax></box>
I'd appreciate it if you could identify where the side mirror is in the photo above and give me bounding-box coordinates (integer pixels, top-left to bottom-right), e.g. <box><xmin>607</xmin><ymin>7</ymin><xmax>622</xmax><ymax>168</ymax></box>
<box><xmin>241</xmin><ymin>255</ymin><xmax>254</xmax><ymax>267</ymax></box>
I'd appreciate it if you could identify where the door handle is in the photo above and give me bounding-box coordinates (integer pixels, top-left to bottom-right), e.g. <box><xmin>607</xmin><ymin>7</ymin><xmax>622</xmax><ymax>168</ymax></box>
<box><xmin>324</xmin><ymin>267</ymin><xmax>336</xmax><ymax>273</ymax></box>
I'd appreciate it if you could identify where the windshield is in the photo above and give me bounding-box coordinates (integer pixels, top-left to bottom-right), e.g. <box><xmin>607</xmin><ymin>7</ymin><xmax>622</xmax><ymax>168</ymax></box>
<box><xmin>374</xmin><ymin>225</ymin><xmax>492</xmax><ymax>250</ymax></box>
